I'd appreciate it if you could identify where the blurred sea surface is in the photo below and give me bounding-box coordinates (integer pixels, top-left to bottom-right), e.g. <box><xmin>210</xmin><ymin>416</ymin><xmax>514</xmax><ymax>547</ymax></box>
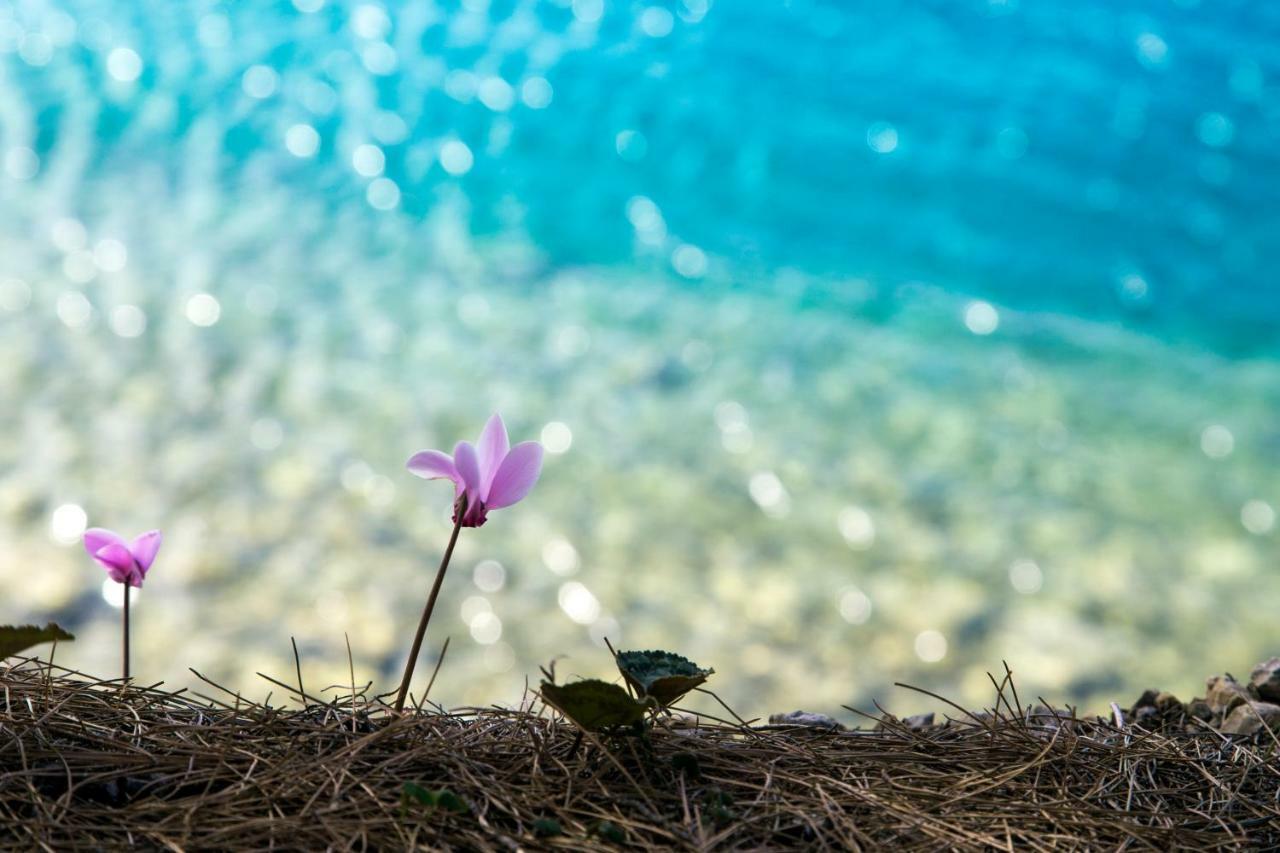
<box><xmin>2</xmin><ymin>0</ymin><xmax>1279</xmax><ymax>715</ymax></box>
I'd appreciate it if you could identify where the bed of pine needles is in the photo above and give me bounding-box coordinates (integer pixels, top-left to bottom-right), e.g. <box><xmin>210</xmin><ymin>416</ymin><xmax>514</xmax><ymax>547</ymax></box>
<box><xmin>2</xmin><ymin>657</ymin><xmax>1278</xmax><ymax>851</ymax></box>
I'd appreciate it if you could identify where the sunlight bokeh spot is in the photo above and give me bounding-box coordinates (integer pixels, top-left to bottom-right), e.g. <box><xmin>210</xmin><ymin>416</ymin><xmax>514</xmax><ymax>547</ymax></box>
<box><xmin>110</xmin><ymin>305</ymin><xmax>147</xmax><ymax>338</ymax></box>
<box><xmin>185</xmin><ymin>294</ymin><xmax>221</xmax><ymax>327</ymax></box>
<box><xmin>1200</xmin><ymin>425</ymin><xmax>1234</xmax><ymax>459</ymax></box>
<box><xmin>49</xmin><ymin>504</ymin><xmax>87</xmax><ymax>545</ymax></box>
<box><xmin>1135</xmin><ymin>33</ymin><xmax>1169</xmax><ymax>69</ymax></box>
<box><xmin>1241</xmin><ymin>500</ymin><xmax>1275</xmax><ymax>535</ymax></box>
<box><xmin>101</xmin><ymin>579</ymin><xmax>130</xmax><ymax>608</ymax></box>
<box><xmin>542</xmin><ymin>537</ymin><xmax>579</xmax><ymax>576</ymax></box>
<box><xmin>964</xmin><ymin>301</ymin><xmax>999</xmax><ymax>335</ymax></box>
<box><xmin>469</xmin><ymin>612</ymin><xmax>503</xmax><ymax>644</ymax></box>
<box><xmin>838</xmin><ymin>588</ymin><xmax>872</xmax><ymax>624</ymax></box>
<box><xmin>473</xmin><ymin>560</ymin><xmax>506</xmax><ymax>592</ymax></box>
<box><xmin>838</xmin><ymin>506</ymin><xmax>876</xmax><ymax>550</ymax></box>
<box><xmin>242</xmin><ymin>65</ymin><xmax>279</xmax><ymax>99</ymax></box>
<box><xmin>914</xmin><ymin>630</ymin><xmax>948</xmax><ymax>663</ymax></box>
<box><xmin>866</xmin><ymin>122</ymin><xmax>899</xmax><ymax>154</ymax></box>
<box><xmin>1009</xmin><ymin>559</ymin><xmax>1044</xmax><ymax>594</ymax></box>
<box><xmin>749</xmin><ymin>472</ymin><xmax>790</xmax><ymax>519</ymax></box>
<box><xmin>439</xmin><ymin>140</ymin><xmax>474</xmax><ymax>175</ymax></box>
<box><xmin>56</xmin><ymin>292</ymin><xmax>92</xmax><ymax>329</ymax></box>
<box><xmin>672</xmin><ymin>245</ymin><xmax>708</xmax><ymax>279</ymax></box>
<box><xmin>640</xmin><ymin>7</ymin><xmax>675</xmax><ymax>37</ymax></box>
<box><xmin>352</xmin><ymin>145</ymin><xmax>385</xmax><ymax>177</ymax></box>
<box><xmin>285</xmin><ymin>124</ymin><xmax>320</xmax><ymax>158</ymax></box>
<box><xmin>558</xmin><ymin>582</ymin><xmax>601</xmax><ymax>625</ymax></box>
<box><xmin>541</xmin><ymin>422</ymin><xmax>573</xmax><ymax>454</ymax></box>
<box><xmin>521</xmin><ymin>77</ymin><xmax>553</xmax><ymax>109</ymax></box>
<box><xmin>366</xmin><ymin>178</ymin><xmax>400</xmax><ymax>210</ymax></box>
<box><xmin>106</xmin><ymin>47</ymin><xmax>142</xmax><ymax>82</ymax></box>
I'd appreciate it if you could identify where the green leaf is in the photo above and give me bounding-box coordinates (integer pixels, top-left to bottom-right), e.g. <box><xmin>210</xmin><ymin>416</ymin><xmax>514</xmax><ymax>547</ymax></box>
<box><xmin>401</xmin><ymin>782</ymin><xmax>433</xmax><ymax>806</ymax></box>
<box><xmin>434</xmin><ymin>790</ymin><xmax>469</xmax><ymax>814</ymax></box>
<box><xmin>400</xmin><ymin>783</ymin><xmax>468</xmax><ymax>815</ymax></box>
<box><xmin>614</xmin><ymin>649</ymin><xmax>713</xmax><ymax>706</ymax></box>
<box><xmin>592</xmin><ymin>820</ymin><xmax>626</xmax><ymax>843</ymax></box>
<box><xmin>0</xmin><ymin>624</ymin><xmax>74</xmax><ymax>660</ymax></box>
<box><xmin>539</xmin><ymin>679</ymin><xmax>652</xmax><ymax>731</ymax></box>
<box><xmin>532</xmin><ymin>818</ymin><xmax>562</xmax><ymax>837</ymax></box>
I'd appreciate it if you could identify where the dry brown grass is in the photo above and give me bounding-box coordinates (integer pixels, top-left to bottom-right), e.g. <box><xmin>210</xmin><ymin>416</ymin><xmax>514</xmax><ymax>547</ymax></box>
<box><xmin>2</xmin><ymin>657</ymin><xmax>1278</xmax><ymax>851</ymax></box>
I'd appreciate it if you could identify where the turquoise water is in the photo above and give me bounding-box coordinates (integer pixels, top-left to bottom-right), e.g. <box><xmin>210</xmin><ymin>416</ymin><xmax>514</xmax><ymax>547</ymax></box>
<box><xmin>1</xmin><ymin>0</ymin><xmax>1278</xmax><ymax>716</ymax></box>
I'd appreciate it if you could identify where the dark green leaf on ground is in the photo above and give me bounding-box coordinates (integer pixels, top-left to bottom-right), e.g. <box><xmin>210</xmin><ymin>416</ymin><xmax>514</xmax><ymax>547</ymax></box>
<box><xmin>592</xmin><ymin>820</ymin><xmax>626</xmax><ymax>843</ymax></box>
<box><xmin>615</xmin><ymin>649</ymin><xmax>713</xmax><ymax>706</ymax></box>
<box><xmin>532</xmin><ymin>818</ymin><xmax>562</xmax><ymax>837</ymax></box>
<box><xmin>0</xmin><ymin>624</ymin><xmax>74</xmax><ymax>660</ymax></box>
<box><xmin>400</xmin><ymin>783</ymin><xmax>469</xmax><ymax>815</ymax></box>
<box><xmin>539</xmin><ymin>679</ymin><xmax>652</xmax><ymax>731</ymax></box>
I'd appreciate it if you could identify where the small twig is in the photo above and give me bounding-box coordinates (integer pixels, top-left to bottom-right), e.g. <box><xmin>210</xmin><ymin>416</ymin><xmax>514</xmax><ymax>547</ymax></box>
<box><xmin>414</xmin><ymin>636</ymin><xmax>452</xmax><ymax>713</ymax></box>
<box><xmin>255</xmin><ymin>671</ymin><xmax>328</xmax><ymax>708</ymax></box>
<box><xmin>291</xmin><ymin>637</ymin><xmax>306</xmax><ymax>709</ymax></box>
<box><xmin>345</xmin><ymin>633</ymin><xmax>358</xmax><ymax>733</ymax></box>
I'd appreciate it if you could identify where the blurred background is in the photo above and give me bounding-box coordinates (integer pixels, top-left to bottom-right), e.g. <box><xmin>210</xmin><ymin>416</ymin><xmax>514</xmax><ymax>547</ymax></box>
<box><xmin>1</xmin><ymin>0</ymin><xmax>1278</xmax><ymax>718</ymax></box>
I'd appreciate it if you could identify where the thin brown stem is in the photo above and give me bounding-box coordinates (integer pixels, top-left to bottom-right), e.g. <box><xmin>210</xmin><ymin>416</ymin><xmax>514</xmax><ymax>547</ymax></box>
<box><xmin>393</xmin><ymin>497</ymin><xmax>467</xmax><ymax>713</ymax></box>
<box><xmin>122</xmin><ymin>584</ymin><xmax>130</xmax><ymax>683</ymax></box>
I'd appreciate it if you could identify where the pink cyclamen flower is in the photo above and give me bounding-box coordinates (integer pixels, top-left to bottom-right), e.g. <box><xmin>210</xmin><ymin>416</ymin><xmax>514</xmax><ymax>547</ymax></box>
<box><xmin>84</xmin><ymin>528</ymin><xmax>162</xmax><ymax>588</ymax></box>
<box><xmin>406</xmin><ymin>413</ymin><xmax>544</xmax><ymax>527</ymax></box>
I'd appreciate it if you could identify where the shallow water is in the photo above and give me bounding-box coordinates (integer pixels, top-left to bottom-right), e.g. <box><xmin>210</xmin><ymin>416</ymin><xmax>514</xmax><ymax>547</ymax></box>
<box><xmin>1</xmin><ymin>0</ymin><xmax>1278</xmax><ymax>715</ymax></box>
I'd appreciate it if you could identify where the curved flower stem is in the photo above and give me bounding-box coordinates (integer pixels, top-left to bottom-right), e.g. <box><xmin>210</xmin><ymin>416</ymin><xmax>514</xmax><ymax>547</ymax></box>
<box><xmin>122</xmin><ymin>584</ymin><xmax>130</xmax><ymax>683</ymax></box>
<box><xmin>393</xmin><ymin>497</ymin><xmax>467</xmax><ymax>713</ymax></box>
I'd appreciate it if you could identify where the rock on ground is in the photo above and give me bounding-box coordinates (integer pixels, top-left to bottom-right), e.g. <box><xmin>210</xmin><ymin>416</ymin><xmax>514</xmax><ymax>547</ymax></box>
<box><xmin>1220</xmin><ymin>701</ymin><xmax>1280</xmax><ymax>736</ymax></box>
<box><xmin>1249</xmin><ymin>658</ymin><xmax>1280</xmax><ymax>703</ymax></box>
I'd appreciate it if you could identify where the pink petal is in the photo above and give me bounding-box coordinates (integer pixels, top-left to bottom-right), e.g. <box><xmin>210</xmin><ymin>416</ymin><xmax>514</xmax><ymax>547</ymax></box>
<box><xmin>93</xmin><ymin>542</ymin><xmax>137</xmax><ymax>584</ymax></box>
<box><xmin>475</xmin><ymin>413</ymin><xmax>510</xmax><ymax>492</ymax></box>
<box><xmin>406</xmin><ymin>449</ymin><xmax>460</xmax><ymax>485</ymax></box>
<box><xmin>453</xmin><ymin>440</ymin><xmax>483</xmax><ymax>504</ymax></box>
<box><xmin>130</xmin><ymin>530</ymin><xmax>162</xmax><ymax>573</ymax></box>
<box><xmin>485</xmin><ymin>441</ymin><xmax>543</xmax><ymax>509</ymax></box>
<box><xmin>84</xmin><ymin>528</ymin><xmax>126</xmax><ymax>557</ymax></box>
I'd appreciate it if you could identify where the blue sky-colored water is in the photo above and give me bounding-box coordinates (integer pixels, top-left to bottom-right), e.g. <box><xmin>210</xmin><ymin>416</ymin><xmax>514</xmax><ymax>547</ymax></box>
<box><xmin>2</xmin><ymin>0</ymin><xmax>1279</xmax><ymax>713</ymax></box>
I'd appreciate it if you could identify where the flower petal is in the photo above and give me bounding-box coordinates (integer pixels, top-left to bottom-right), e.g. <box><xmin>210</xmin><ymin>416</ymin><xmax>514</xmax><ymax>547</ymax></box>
<box><xmin>406</xmin><ymin>449</ymin><xmax>460</xmax><ymax>485</ymax></box>
<box><xmin>84</xmin><ymin>528</ymin><xmax>126</xmax><ymax>557</ymax></box>
<box><xmin>130</xmin><ymin>530</ymin><xmax>163</xmax><ymax>573</ymax></box>
<box><xmin>93</xmin><ymin>542</ymin><xmax>136</xmax><ymax>583</ymax></box>
<box><xmin>475</xmin><ymin>413</ymin><xmax>510</xmax><ymax>493</ymax></box>
<box><xmin>453</xmin><ymin>440</ymin><xmax>483</xmax><ymax>504</ymax></box>
<box><xmin>485</xmin><ymin>441</ymin><xmax>544</xmax><ymax>509</ymax></box>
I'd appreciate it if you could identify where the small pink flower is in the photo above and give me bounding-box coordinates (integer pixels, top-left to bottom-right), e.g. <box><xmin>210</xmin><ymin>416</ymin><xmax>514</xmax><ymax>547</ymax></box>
<box><xmin>407</xmin><ymin>413</ymin><xmax>544</xmax><ymax>527</ymax></box>
<box><xmin>84</xmin><ymin>528</ymin><xmax>162</xmax><ymax>588</ymax></box>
